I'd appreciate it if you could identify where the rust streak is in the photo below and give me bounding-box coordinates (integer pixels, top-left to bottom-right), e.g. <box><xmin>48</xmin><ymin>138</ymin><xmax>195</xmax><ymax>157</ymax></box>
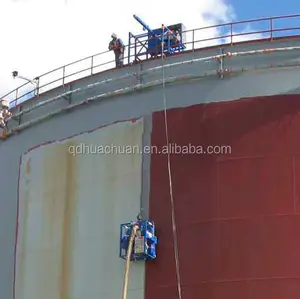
<box><xmin>25</xmin><ymin>158</ymin><xmax>31</xmax><ymax>174</ymax></box>
<box><xmin>18</xmin><ymin>157</ymin><xmax>31</xmax><ymax>298</ymax></box>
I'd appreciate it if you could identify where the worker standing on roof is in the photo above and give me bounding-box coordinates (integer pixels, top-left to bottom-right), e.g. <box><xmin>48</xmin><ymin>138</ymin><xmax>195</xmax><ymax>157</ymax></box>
<box><xmin>108</xmin><ymin>33</ymin><xmax>125</xmax><ymax>68</ymax></box>
<box><xmin>0</xmin><ymin>100</ymin><xmax>12</xmax><ymax>131</ymax></box>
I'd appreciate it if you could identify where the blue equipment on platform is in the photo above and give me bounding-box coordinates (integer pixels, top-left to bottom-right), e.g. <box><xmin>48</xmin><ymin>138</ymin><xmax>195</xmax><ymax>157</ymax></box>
<box><xmin>128</xmin><ymin>14</ymin><xmax>186</xmax><ymax>62</ymax></box>
<box><xmin>119</xmin><ymin>220</ymin><xmax>157</xmax><ymax>261</ymax></box>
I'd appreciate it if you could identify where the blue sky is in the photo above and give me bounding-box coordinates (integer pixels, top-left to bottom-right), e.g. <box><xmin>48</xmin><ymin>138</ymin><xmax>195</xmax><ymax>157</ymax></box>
<box><xmin>230</xmin><ymin>0</ymin><xmax>300</xmax><ymax>37</ymax></box>
<box><xmin>230</xmin><ymin>0</ymin><xmax>299</xmax><ymax>19</ymax></box>
<box><xmin>0</xmin><ymin>0</ymin><xmax>299</xmax><ymax>104</ymax></box>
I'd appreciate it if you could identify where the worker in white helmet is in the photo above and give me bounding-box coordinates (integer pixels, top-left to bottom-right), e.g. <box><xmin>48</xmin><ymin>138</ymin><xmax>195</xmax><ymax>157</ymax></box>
<box><xmin>108</xmin><ymin>33</ymin><xmax>125</xmax><ymax>68</ymax></box>
<box><xmin>0</xmin><ymin>100</ymin><xmax>12</xmax><ymax>130</ymax></box>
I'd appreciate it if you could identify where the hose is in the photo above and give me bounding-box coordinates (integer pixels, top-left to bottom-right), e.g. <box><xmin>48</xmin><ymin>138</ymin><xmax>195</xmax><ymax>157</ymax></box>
<box><xmin>122</xmin><ymin>224</ymin><xmax>138</xmax><ymax>299</ymax></box>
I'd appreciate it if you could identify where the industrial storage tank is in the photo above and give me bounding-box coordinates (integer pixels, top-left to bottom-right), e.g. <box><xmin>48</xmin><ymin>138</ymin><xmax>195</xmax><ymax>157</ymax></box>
<box><xmin>1</xmin><ymin>14</ymin><xmax>300</xmax><ymax>299</ymax></box>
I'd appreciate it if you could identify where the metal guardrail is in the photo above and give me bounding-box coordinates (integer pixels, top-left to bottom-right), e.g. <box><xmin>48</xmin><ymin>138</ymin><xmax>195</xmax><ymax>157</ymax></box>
<box><xmin>3</xmin><ymin>44</ymin><xmax>300</xmax><ymax>141</ymax></box>
<box><xmin>2</xmin><ymin>13</ymin><xmax>300</xmax><ymax>108</ymax></box>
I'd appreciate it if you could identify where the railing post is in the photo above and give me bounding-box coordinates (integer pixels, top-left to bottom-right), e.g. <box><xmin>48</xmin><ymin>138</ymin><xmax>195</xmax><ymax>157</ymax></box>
<box><xmin>15</xmin><ymin>88</ymin><xmax>18</xmax><ymax>104</ymax></box>
<box><xmin>134</xmin><ymin>37</ymin><xmax>137</xmax><ymax>63</ymax></box>
<box><xmin>128</xmin><ymin>32</ymin><xmax>131</xmax><ymax>64</ymax></box>
<box><xmin>18</xmin><ymin>105</ymin><xmax>22</xmax><ymax>125</ymax></box>
<box><xmin>218</xmin><ymin>47</ymin><xmax>224</xmax><ymax>80</ymax></box>
<box><xmin>36</xmin><ymin>77</ymin><xmax>40</xmax><ymax>97</ymax></box>
<box><xmin>230</xmin><ymin>23</ymin><xmax>233</xmax><ymax>45</ymax></box>
<box><xmin>62</xmin><ymin>66</ymin><xmax>66</xmax><ymax>86</ymax></box>
<box><xmin>192</xmin><ymin>29</ymin><xmax>195</xmax><ymax>51</ymax></box>
<box><xmin>91</xmin><ymin>56</ymin><xmax>94</xmax><ymax>75</ymax></box>
<box><xmin>270</xmin><ymin>18</ymin><xmax>273</xmax><ymax>40</ymax></box>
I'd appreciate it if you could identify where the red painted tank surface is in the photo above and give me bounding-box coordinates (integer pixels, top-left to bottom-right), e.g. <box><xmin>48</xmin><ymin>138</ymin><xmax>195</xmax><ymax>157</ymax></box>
<box><xmin>146</xmin><ymin>95</ymin><xmax>300</xmax><ymax>299</ymax></box>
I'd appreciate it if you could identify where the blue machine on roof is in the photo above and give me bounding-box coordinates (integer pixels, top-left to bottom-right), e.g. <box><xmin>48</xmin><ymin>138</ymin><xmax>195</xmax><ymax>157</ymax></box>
<box><xmin>128</xmin><ymin>14</ymin><xmax>186</xmax><ymax>63</ymax></box>
<box><xmin>119</xmin><ymin>219</ymin><xmax>157</xmax><ymax>261</ymax></box>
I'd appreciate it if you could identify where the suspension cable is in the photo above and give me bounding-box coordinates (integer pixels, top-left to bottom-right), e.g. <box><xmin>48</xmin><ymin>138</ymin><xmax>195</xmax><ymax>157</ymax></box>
<box><xmin>160</xmin><ymin>26</ymin><xmax>183</xmax><ymax>299</ymax></box>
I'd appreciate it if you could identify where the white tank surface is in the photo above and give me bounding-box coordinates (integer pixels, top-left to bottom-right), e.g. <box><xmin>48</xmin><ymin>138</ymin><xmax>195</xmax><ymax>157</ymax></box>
<box><xmin>14</xmin><ymin>119</ymin><xmax>145</xmax><ymax>299</ymax></box>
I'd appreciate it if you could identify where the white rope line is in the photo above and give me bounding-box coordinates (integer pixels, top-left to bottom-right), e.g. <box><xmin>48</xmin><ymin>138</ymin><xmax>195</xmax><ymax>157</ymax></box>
<box><xmin>161</xmin><ymin>26</ymin><xmax>182</xmax><ymax>299</ymax></box>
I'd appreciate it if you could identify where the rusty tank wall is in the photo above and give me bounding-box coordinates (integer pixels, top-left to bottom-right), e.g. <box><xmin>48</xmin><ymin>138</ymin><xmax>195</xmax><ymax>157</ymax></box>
<box><xmin>1</xmin><ymin>38</ymin><xmax>300</xmax><ymax>299</ymax></box>
<box><xmin>147</xmin><ymin>95</ymin><xmax>300</xmax><ymax>299</ymax></box>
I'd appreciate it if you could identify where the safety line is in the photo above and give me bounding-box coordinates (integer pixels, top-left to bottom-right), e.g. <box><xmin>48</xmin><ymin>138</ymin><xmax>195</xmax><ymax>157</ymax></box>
<box><xmin>161</xmin><ymin>26</ymin><xmax>182</xmax><ymax>299</ymax></box>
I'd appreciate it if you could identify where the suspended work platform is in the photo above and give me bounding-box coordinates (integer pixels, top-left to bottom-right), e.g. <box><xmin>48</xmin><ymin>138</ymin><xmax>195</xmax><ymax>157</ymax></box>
<box><xmin>120</xmin><ymin>220</ymin><xmax>157</xmax><ymax>261</ymax></box>
<box><xmin>128</xmin><ymin>14</ymin><xmax>186</xmax><ymax>62</ymax></box>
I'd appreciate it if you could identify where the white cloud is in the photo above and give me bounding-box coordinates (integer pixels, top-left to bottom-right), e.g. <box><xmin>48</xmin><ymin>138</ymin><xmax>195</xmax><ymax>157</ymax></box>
<box><xmin>223</xmin><ymin>25</ymin><xmax>266</xmax><ymax>44</ymax></box>
<box><xmin>0</xmin><ymin>0</ymin><xmax>261</xmax><ymax>102</ymax></box>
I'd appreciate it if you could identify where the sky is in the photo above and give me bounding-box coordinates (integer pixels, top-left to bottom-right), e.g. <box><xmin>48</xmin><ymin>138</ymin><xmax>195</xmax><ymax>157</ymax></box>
<box><xmin>0</xmin><ymin>0</ymin><xmax>299</xmax><ymax>103</ymax></box>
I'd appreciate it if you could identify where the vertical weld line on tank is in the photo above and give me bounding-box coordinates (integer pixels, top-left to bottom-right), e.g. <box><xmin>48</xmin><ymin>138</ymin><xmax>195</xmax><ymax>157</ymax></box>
<box><xmin>293</xmin><ymin>156</ymin><xmax>297</xmax><ymax>213</ymax></box>
<box><xmin>13</xmin><ymin>155</ymin><xmax>22</xmax><ymax>299</ymax></box>
<box><xmin>59</xmin><ymin>143</ymin><xmax>77</xmax><ymax>299</ymax></box>
<box><xmin>140</xmin><ymin>116</ymin><xmax>149</xmax><ymax>299</ymax></box>
<box><xmin>161</xmin><ymin>25</ymin><xmax>182</xmax><ymax>299</ymax></box>
<box><xmin>140</xmin><ymin>118</ymin><xmax>145</xmax><ymax>219</ymax></box>
<box><xmin>140</xmin><ymin>116</ymin><xmax>152</xmax><ymax>220</ymax></box>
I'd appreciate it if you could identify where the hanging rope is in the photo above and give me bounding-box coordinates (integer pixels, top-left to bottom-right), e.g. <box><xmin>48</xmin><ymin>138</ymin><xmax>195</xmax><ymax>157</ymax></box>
<box><xmin>160</xmin><ymin>26</ymin><xmax>183</xmax><ymax>299</ymax></box>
